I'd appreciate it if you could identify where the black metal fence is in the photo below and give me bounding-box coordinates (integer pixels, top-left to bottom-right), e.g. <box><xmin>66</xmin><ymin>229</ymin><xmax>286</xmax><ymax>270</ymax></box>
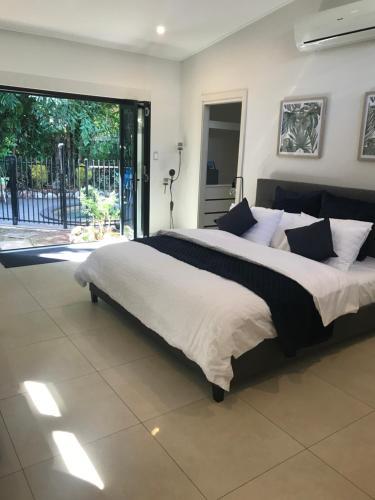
<box><xmin>0</xmin><ymin>155</ymin><xmax>133</xmax><ymax>228</ymax></box>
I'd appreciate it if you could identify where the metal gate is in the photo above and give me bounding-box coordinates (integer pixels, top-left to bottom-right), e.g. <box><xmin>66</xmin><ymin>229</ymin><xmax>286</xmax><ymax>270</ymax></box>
<box><xmin>0</xmin><ymin>149</ymin><xmax>133</xmax><ymax>228</ymax></box>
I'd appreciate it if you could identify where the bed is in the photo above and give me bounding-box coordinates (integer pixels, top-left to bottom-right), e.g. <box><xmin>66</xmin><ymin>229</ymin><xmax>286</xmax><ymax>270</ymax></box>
<box><xmin>75</xmin><ymin>179</ymin><xmax>375</xmax><ymax>402</ymax></box>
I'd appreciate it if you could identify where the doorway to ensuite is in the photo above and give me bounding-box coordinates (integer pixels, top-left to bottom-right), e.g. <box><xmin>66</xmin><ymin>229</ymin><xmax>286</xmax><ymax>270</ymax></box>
<box><xmin>198</xmin><ymin>90</ymin><xmax>247</xmax><ymax>228</ymax></box>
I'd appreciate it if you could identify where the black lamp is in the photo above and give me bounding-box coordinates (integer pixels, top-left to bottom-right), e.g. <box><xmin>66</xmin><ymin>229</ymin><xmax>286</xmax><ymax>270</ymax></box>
<box><xmin>232</xmin><ymin>176</ymin><xmax>244</xmax><ymax>201</ymax></box>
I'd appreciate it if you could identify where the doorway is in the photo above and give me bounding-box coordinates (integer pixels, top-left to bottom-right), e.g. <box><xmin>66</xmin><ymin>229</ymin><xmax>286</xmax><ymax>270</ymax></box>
<box><xmin>0</xmin><ymin>87</ymin><xmax>150</xmax><ymax>250</ymax></box>
<box><xmin>198</xmin><ymin>90</ymin><xmax>247</xmax><ymax>228</ymax></box>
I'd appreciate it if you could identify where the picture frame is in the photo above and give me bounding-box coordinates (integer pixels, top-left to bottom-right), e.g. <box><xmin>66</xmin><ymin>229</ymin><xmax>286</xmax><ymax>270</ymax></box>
<box><xmin>358</xmin><ymin>92</ymin><xmax>375</xmax><ymax>161</ymax></box>
<box><xmin>277</xmin><ymin>96</ymin><xmax>327</xmax><ymax>159</ymax></box>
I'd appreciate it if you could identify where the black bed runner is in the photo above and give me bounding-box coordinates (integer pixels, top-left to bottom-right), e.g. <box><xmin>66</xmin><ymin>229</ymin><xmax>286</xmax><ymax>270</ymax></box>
<box><xmin>137</xmin><ymin>235</ymin><xmax>333</xmax><ymax>356</ymax></box>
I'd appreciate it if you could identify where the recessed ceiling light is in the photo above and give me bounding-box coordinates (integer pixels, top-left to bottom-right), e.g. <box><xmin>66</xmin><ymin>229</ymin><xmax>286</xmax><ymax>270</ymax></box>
<box><xmin>156</xmin><ymin>25</ymin><xmax>166</xmax><ymax>35</ymax></box>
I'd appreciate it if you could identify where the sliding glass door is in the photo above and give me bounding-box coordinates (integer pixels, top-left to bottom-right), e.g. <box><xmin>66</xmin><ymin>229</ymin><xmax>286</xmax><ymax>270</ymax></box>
<box><xmin>120</xmin><ymin>102</ymin><xmax>150</xmax><ymax>239</ymax></box>
<box><xmin>0</xmin><ymin>86</ymin><xmax>150</xmax><ymax>250</ymax></box>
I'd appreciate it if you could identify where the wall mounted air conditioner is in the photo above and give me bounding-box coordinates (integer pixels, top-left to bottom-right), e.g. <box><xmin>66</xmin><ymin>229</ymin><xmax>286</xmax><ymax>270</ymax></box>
<box><xmin>295</xmin><ymin>0</ymin><xmax>375</xmax><ymax>52</ymax></box>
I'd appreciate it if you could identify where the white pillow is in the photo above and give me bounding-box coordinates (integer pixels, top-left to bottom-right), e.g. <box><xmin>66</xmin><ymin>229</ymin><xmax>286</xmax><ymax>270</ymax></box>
<box><xmin>271</xmin><ymin>212</ymin><xmax>316</xmax><ymax>251</ymax></box>
<box><xmin>299</xmin><ymin>214</ymin><xmax>373</xmax><ymax>271</ymax></box>
<box><xmin>326</xmin><ymin>218</ymin><xmax>373</xmax><ymax>271</ymax></box>
<box><xmin>242</xmin><ymin>207</ymin><xmax>283</xmax><ymax>246</ymax></box>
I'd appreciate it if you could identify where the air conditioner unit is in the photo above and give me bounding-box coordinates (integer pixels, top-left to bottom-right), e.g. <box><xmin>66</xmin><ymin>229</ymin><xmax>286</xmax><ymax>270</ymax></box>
<box><xmin>295</xmin><ymin>0</ymin><xmax>375</xmax><ymax>52</ymax></box>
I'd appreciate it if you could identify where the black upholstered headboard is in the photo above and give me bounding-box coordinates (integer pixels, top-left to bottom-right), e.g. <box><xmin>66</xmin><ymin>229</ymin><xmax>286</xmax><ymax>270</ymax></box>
<box><xmin>256</xmin><ymin>178</ymin><xmax>375</xmax><ymax>258</ymax></box>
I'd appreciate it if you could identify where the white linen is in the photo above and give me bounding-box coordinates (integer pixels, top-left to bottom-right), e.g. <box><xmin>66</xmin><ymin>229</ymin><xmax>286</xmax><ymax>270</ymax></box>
<box><xmin>300</xmin><ymin>214</ymin><xmax>373</xmax><ymax>272</ymax></box>
<box><xmin>348</xmin><ymin>257</ymin><xmax>375</xmax><ymax>307</ymax></box>
<box><xmin>271</xmin><ymin>212</ymin><xmax>315</xmax><ymax>251</ymax></box>
<box><xmin>242</xmin><ymin>207</ymin><xmax>283</xmax><ymax>246</ymax></box>
<box><xmin>326</xmin><ymin>219</ymin><xmax>373</xmax><ymax>272</ymax></box>
<box><xmin>75</xmin><ymin>229</ymin><xmax>360</xmax><ymax>391</ymax></box>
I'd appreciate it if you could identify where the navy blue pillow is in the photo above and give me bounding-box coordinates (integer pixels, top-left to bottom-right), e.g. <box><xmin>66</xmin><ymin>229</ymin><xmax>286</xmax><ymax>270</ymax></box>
<box><xmin>319</xmin><ymin>192</ymin><xmax>375</xmax><ymax>260</ymax></box>
<box><xmin>285</xmin><ymin>219</ymin><xmax>337</xmax><ymax>262</ymax></box>
<box><xmin>216</xmin><ymin>198</ymin><xmax>257</xmax><ymax>236</ymax></box>
<box><xmin>273</xmin><ymin>186</ymin><xmax>323</xmax><ymax>217</ymax></box>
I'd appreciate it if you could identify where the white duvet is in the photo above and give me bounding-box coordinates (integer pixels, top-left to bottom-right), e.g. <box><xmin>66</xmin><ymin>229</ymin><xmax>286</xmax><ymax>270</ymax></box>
<box><xmin>75</xmin><ymin>229</ymin><xmax>360</xmax><ymax>390</ymax></box>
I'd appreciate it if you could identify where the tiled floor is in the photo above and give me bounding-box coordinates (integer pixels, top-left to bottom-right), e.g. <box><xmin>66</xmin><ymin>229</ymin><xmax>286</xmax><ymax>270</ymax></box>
<box><xmin>1</xmin><ymin>260</ymin><xmax>375</xmax><ymax>499</ymax></box>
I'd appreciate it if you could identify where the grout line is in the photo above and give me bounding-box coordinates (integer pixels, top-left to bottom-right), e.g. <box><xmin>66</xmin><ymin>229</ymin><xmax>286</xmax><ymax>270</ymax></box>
<box><xmin>238</xmin><ymin>394</ymin><xmax>307</xmax><ymax>449</ymax></box>
<box><xmin>308</xmin><ymin>448</ymin><xmax>375</xmax><ymax>500</ymax></box>
<box><xmin>308</xmin><ymin>368</ymin><xmax>375</xmax><ymax>410</ymax></box>
<box><xmin>140</xmin><ymin>418</ymin><xmax>208</xmax><ymax>500</ymax></box>
<box><xmin>239</xmin><ymin>389</ymin><xmax>375</xmax><ymax>450</ymax></box>
<box><xmin>20</xmin><ymin>470</ymin><xmax>38</xmax><ymax>500</ymax></box>
<box><xmin>0</xmin><ymin>410</ymin><xmax>37</xmax><ymax>500</ymax></box>
<box><xmin>218</xmin><ymin>449</ymin><xmax>307</xmax><ymax>500</ymax></box>
<box><xmin>307</xmin><ymin>409</ymin><xmax>375</xmax><ymax>450</ymax></box>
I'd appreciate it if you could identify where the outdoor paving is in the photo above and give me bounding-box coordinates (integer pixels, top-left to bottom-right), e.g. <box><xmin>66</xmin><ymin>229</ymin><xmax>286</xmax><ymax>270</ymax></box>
<box><xmin>0</xmin><ymin>226</ymin><xmax>71</xmax><ymax>250</ymax></box>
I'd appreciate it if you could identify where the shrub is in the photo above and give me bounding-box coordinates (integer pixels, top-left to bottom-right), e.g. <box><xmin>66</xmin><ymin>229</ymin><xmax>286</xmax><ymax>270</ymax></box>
<box><xmin>79</xmin><ymin>186</ymin><xmax>120</xmax><ymax>238</ymax></box>
<box><xmin>31</xmin><ymin>163</ymin><xmax>48</xmax><ymax>189</ymax></box>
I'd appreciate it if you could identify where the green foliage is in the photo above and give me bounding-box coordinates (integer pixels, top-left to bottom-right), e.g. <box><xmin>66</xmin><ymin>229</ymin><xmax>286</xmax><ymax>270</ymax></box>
<box><xmin>79</xmin><ymin>186</ymin><xmax>120</xmax><ymax>233</ymax></box>
<box><xmin>0</xmin><ymin>92</ymin><xmax>120</xmax><ymax>160</ymax></box>
<box><xmin>75</xmin><ymin>165</ymin><xmax>93</xmax><ymax>185</ymax></box>
<box><xmin>31</xmin><ymin>163</ymin><xmax>48</xmax><ymax>189</ymax></box>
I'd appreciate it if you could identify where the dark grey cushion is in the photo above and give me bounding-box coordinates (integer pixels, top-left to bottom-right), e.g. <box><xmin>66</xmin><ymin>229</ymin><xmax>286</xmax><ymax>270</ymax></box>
<box><xmin>216</xmin><ymin>198</ymin><xmax>257</xmax><ymax>236</ymax></box>
<box><xmin>286</xmin><ymin>219</ymin><xmax>337</xmax><ymax>262</ymax></box>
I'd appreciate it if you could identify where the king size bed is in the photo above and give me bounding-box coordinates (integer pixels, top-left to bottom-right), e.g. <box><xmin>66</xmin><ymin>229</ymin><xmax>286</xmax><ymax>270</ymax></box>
<box><xmin>75</xmin><ymin>179</ymin><xmax>375</xmax><ymax>402</ymax></box>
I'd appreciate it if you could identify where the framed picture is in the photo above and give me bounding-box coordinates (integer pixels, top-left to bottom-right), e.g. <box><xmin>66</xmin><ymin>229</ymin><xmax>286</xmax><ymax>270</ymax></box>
<box><xmin>358</xmin><ymin>92</ymin><xmax>375</xmax><ymax>161</ymax></box>
<box><xmin>277</xmin><ymin>96</ymin><xmax>327</xmax><ymax>159</ymax></box>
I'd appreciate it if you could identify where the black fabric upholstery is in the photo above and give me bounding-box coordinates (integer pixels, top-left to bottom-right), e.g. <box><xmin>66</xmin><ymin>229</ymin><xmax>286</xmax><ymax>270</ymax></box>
<box><xmin>215</xmin><ymin>198</ymin><xmax>257</xmax><ymax>236</ymax></box>
<box><xmin>319</xmin><ymin>191</ymin><xmax>375</xmax><ymax>260</ymax></box>
<box><xmin>256</xmin><ymin>179</ymin><xmax>375</xmax><ymax>259</ymax></box>
<box><xmin>137</xmin><ymin>234</ymin><xmax>333</xmax><ymax>357</ymax></box>
<box><xmin>286</xmin><ymin>219</ymin><xmax>337</xmax><ymax>262</ymax></box>
<box><xmin>273</xmin><ymin>186</ymin><xmax>323</xmax><ymax>216</ymax></box>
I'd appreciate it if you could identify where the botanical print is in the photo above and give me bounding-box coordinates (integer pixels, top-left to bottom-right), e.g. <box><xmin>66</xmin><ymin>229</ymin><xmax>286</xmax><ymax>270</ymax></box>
<box><xmin>278</xmin><ymin>97</ymin><xmax>327</xmax><ymax>158</ymax></box>
<box><xmin>359</xmin><ymin>93</ymin><xmax>375</xmax><ymax>161</ymax></box>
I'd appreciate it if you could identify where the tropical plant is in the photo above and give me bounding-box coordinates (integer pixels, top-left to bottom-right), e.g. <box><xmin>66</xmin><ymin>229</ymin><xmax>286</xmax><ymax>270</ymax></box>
<box><xmin>280</xmin><ymin>102</ymin><xmax>322</xmax><ymax>155</ymax></box>
<box><xmin>79</xmin><ymin>186</ymin><xmax>120</xmax><ymax>238</ymax></box>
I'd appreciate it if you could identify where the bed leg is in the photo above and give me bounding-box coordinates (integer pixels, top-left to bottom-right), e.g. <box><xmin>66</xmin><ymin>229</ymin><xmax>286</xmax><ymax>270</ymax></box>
<box><xmin>212</xmin><ymin>384</ymin><xmax>225</xmax><ymax>403</ymax></box>
<box><xmin>90</xmin><ymin>290</ymin><xmax>98</xmax><ymax>304</ymax></box>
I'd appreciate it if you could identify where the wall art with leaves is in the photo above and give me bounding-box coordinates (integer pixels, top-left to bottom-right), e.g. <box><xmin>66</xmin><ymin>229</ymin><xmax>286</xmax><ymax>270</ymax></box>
<box><xmin>277</xmin><ymin>97</ymin><xmax>327</xmax><ymax>158</ymax></box>
<box><xmin>359</xmin><ymin>92</ymin><xmax>375</xmax><ymax>161</ymax></box>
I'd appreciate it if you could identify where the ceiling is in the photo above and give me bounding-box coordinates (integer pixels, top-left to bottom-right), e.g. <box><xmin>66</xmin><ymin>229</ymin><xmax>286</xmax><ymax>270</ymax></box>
<box><xmin>0</xmin><ymin>0</ymin><xmax>294</xmax><ymax>61</ymax></box>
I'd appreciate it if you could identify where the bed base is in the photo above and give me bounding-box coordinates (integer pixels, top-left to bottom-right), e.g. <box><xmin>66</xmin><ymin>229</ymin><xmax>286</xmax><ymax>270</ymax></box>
<box><xmin>89</xmin><ymin>283</ymin><xmax>375</xmax><ymax>403</ymax></box>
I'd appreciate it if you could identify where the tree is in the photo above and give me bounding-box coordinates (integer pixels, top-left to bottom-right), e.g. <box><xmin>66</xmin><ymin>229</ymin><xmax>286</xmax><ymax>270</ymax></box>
<box><xmin>0</xmin><ymin>92</ymin><xmax>120</xmax><ymax>161</ymax></box>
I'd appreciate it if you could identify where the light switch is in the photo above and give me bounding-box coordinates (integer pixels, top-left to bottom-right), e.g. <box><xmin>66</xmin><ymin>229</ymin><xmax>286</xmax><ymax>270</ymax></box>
<box><xmin>153</xmin><ymin>151</ymin><xmax>159</xmax><ymax>160</ymax></box>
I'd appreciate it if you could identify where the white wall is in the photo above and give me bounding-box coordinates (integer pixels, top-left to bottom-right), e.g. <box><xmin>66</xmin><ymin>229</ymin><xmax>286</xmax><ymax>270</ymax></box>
<box><xmin>0</xmin><ymin>29</ymin><xmax>181</xmax><ymax>232</ymax></box>
<box><xmin>177</xmin><ymin>0</ymin><xmax>375</xmax><ymax>228</ymax></box>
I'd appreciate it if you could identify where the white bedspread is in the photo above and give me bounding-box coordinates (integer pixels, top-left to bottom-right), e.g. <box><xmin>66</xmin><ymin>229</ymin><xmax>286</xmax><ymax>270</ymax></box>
<box><xmin>75</xmin><ymin>229</ymin><xmax>360</xmax><ymax>390</ymax></box>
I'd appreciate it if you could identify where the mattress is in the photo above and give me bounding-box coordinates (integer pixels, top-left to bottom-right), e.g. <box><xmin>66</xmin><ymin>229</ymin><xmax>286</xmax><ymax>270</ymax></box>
<box><xmin>75</xmin><ymin>229</ymin><xmax>361</xmax><ymax>391</ymax></box>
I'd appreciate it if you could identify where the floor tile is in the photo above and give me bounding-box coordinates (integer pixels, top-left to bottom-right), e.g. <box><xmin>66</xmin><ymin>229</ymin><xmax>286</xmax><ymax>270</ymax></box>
<box><xmin>311</xmin><ymin>412</ymin><xmax>375</xmax><ymax>498</ymax></box>
<box><xmin>0</xmin><ymin>337</ymin><xmax>94</xmax><ymax>399</ymax></box>
<box><xmin>70</xmin><ymin>321</ymin><xmax>158</xmax><ymax>371</ymax></box>
<box><xmin>25</xmin><ymin>425</ymin><xmax>203</xmax><ymax>500</ymax></box>
<box><xmin>0</xmin><ymin>471</ymin><xmax>34</xmax><ymax>500</ymax></box>
<box><xmin>0</xmin><ymin>275</ymin><xmax>41</xmax><ymax>316</ymax></box>
<box><xmin>46</xmin><ymin>301</ymin><xmax>124</xmax><ymax>335</ymax></box>
<box><xmin>223</xmin><ymin>450</ymin><xmax>371</xmax><ymax>500</ymax></box>
<box><xmin>145</xmin><ymin>397</ymin><xmax>303</xmax><ymax>499</ymax></box>
<box><xmin>0</xmin><ymin>415</ymin><xmax>21</xmax><ymax>477</ymax></box>
<box><xmin>240</xmin><ymin>367</ymin><xmax>371</xmax><ymax>446</ymax></box>
<box><xmin>1</xmin><ymin>372</ymin><xmax>138</xmax><ymax>467</ymax></box>
<box><xmin>11</xmin><ymin>261</ymin><xmax>79</xmax><ymax>293</ymax></box>
<box><xmin>306</xmin><ymin>343</ymin><xmax>375</xmax><ymax>407</ymax></box>
<box><xmin>101</xmin><ymin>354</ymin><xmax>208</xmax><ymax>421</ymax></box>
<box><xmin>31</xmin><ymin>283</ymin><xmax>89</xmax><ymax>308</ymax></box>
<box><xmin>0</xmin><ymin>310</ymin><xmax>64</xmax><ymax>351</ymax></box>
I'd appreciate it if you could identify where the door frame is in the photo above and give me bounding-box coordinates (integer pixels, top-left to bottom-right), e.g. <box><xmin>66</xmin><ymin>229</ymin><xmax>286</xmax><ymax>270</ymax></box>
<box><xmin>198</xmin><ymin>89</ymin><xmax>248</xmax><ymax>228</ymax></box>
<box><xmin>0</xmin><ymin>84</ymin><xmax>150</xmax><ymax>238</ymax></box>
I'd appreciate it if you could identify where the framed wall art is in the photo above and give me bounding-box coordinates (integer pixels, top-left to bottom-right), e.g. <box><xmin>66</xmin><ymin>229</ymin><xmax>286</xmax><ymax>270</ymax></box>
<box><xmin>277</xmin><ymin>96</ymin><xmax>327</xmax><ymax>159</ymax></box>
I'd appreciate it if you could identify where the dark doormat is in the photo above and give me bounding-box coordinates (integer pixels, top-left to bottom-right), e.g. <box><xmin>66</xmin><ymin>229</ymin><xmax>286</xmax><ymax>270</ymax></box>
<box><xmin>0</xmin><ymin>244</ymin><xmax>97</xmax><ymax>268</ymax></box>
